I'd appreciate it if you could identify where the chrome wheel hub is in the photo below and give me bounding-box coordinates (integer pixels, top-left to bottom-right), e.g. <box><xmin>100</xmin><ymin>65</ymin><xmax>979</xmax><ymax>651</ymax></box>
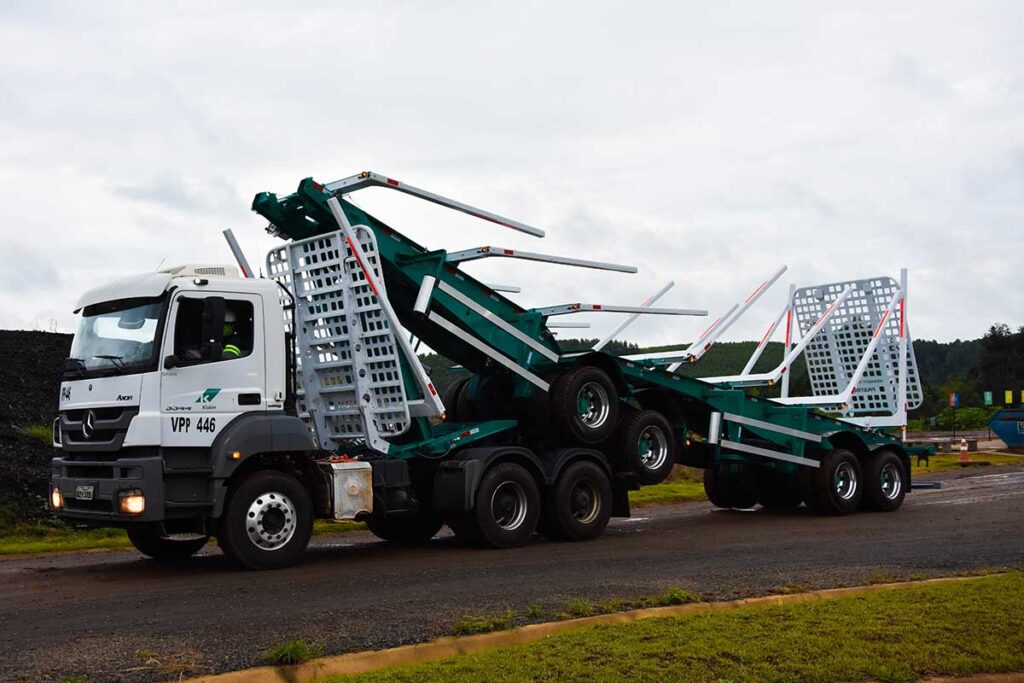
<box><xmin>576</xmin><ymin>382</ymin><xmax>610</xmax><ymax>430</ymax></box>
<box><xmin>570</xmin><ymin>480</ymin><xmax>601</xmax><ymax>524</ymax></box>
<box><xmin>491</xmin><ymin>481</ymin><xmax>528</xmax><ymax>531</ymax></box>
<box><xmin>637</xmin><ymin>425</ymin><xmax>669</xmax><ymax>471</ymax></box>
<box><xmin>834</xmin><ymin>462</ymin><xmax>858</xmax><ymax>500</ymax></box>
<box><xmin>245</xmin><ymin>491</ymin><xmax>297</xmax><ymax>551</ymax></box>
<box><xmin>880</xmin><ymin>462</ymin><xmax>902</xmax><ymax>500</ymax></box>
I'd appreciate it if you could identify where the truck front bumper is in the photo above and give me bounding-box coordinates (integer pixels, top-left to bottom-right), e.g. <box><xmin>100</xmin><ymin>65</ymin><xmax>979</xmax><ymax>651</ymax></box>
<box><xmin>51</xmin><ymin>455</ymin><xmax>166</xmax><ymax>524</ymax></box>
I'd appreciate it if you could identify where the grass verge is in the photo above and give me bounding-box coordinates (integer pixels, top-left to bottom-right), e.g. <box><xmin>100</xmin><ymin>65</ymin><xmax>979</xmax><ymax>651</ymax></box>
<box><xmin>327</xmin><ymin>572</ymin><xmax>1024</xmax><ymax>683</ymax></box>
<box><xmin>0</xmin><ymin>518</ymin><xmax>365</xmax><ymax>556</ymax></box>
<box><xmin>911</xmin><ymin>451</ymin><xmax>1021</xmax><ymax>473</ymax></box>
<box><xmin>264</xmin><ymin>639</ymin><xmax>323</xmax><ymax>666</ymax></box>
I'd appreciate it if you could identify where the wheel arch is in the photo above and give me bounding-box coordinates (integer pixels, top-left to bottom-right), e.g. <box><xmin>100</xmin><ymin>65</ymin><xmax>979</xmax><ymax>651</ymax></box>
<box><xmin>211</xmin><ymin>413</ymin><xmax>328</xmax><ymax>518</ymax></box>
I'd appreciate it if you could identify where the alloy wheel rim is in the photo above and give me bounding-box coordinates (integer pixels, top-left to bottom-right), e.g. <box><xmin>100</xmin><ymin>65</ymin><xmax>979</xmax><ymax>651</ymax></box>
<box><xmin>491</xmin><ymin>481</ymin><xmax>528</xmax><ymax>531</ymax></box>
<box><xmin>880</xmin><ymin>462</ymin><xmax>902</xmax><ymax>500</ymax></box>
<box><xmin>245</xmin><ymin>491</ymin><xmax>297</xmax><ymax>551</ymax></box>
<box><xmin>576</xmin><ymin>382</ymin><xmax>610</xmax><ymax>429</ymax></box>
<box><xmin>637</xmin><ymin>425</ymin><xmax>669</xmax><ymax>471</ymax></box>
<box><xmin>833</xmin><ymin>462</ymin><xmax>858</xmax><ymax>500</ymax></box>
<box><xmin>570</xmin><ymin>479</ymin><xmax>601</xmax><ymax>524</ymax></box>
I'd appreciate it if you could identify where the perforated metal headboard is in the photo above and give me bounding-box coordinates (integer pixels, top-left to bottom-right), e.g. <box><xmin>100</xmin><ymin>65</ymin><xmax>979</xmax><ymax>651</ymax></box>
<box><xmin>792</xmin><ymin>277</ymin><xmax>923</xmax><ymax>416</ymax></box>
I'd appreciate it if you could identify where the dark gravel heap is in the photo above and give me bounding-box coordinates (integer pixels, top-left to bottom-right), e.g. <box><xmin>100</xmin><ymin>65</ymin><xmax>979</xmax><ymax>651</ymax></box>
<box><xmin>0</xmin><ymin>331</ymin><xmax>71</xmax><ymax>526</ymax></box>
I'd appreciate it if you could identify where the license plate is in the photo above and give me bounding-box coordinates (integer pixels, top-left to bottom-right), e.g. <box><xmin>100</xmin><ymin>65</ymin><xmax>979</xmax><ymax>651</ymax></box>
<box><xmin>76</xmin><ymin>485</ymin><xmax>94</xmax><ymax>501</ymax></box>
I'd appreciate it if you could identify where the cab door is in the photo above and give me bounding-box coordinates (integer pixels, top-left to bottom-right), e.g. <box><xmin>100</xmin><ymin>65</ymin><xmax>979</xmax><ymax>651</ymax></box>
<box><xmin>159</xmin><ymin>291</ymin><xmax>266</xmax><ymax>447</ymax></box>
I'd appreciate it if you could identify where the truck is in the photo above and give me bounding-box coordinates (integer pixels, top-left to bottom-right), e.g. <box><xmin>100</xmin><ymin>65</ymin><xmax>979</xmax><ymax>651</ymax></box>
<box><xmin>49</xmin><ymin>171</ymin><xmax>928</xmax><ymax>569</ymax></box>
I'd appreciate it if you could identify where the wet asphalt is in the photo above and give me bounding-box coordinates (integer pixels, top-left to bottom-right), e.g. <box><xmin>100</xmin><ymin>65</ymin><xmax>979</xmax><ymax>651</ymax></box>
<box><xmin>2</xmin><ymin>464</ymin><xmax>1022</xmax><ymax>682</ymax></box>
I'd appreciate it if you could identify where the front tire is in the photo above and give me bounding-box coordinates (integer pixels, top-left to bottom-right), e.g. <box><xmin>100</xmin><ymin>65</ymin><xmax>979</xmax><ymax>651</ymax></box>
<box><xmin>448</xmin><ymin>462</ymin><xmax>540</xmax><ymax>548</ymax></box>
<box><xmin>861</xmin><ymin>449</ymin><xmax>907</xmax><ymax>512</ymax></box>
<box><xmin>127</xmin><ymin>524</ymin><xmax>208</xmax><ymax>563</ymax></box>
<box><xmin>806</xmin><ymin>449</ymin><xmax>862</xmax><ymax>515</ymax></box>
<box><xmin>218</xmin><ymin>470</ymin><xmax>313</xmax><ymax>570</ymax></box>
<box><xmin>542</xmin><ymin>460</ymin><xmax>612</xmax><ymax>541</ymax></box>
<box><xmin>365</xmin><ymin>514</ymin><xmax>444</xmax><ymax>543</ymax></box>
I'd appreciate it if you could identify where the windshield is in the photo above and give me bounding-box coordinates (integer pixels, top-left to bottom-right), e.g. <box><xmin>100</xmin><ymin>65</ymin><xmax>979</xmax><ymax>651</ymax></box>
<box><xmin>69</xmin><ymin>297</ymin><xmax>165</xmax><ymax>376</ymax></box>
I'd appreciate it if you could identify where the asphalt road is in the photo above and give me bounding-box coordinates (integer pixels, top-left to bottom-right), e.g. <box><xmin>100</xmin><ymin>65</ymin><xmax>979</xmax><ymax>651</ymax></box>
<box><xmin>3</xmin><ymin>465</ymin><xmax>1023</xmax><ymax>682</ymax></box>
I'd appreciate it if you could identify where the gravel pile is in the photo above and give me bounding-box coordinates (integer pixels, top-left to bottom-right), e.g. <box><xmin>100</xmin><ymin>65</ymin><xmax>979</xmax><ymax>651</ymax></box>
<box><xmin>0</xmin><ymin>331</ymin><xmax>71</xmax><ymax>526</ymax></box>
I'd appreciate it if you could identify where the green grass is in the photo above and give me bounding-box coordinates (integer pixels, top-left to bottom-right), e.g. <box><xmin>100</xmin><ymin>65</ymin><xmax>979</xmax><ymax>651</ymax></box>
<box><xmin>559</xmin><ymin>587</ymin><xmax>699</xmax><ymax>619</ymax></box>
<box><xmin>452</xmin><ymin>610</ymin><xmax>517</xmax><ymax>636</ymax></box>
<box><xmin>0</xmin><ymin>518</ymin><xmax>366</xmax><ymax>556</ymax></box>
<box><xmin>263</xmin><ymin>638</ymin><xmax>323</xmax><ymax>665</ymax></box>
<box><xmin>15</xmin><ymin>423</ymin><xmax>53</xmax><ymax>444</ymax></box>
<box><xmin>912</xmin><ymin>451</ymin><xmax>1022</xmax><ymax>474</ymax></box>
<box><xmin>327</xmin><ymin>572</ymin><xmax>1024</xmax><ymax>683</ymax></box>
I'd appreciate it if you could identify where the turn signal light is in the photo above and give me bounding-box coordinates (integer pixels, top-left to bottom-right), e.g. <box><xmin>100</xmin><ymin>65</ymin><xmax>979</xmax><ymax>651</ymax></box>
<box><xmin>50</xmin><ymin>486</ymin><xmax>64</xmax><ymax>510</ymax></box>
<box><xmin>118</xmin><ymin>489</ymin><xmax>146</xmax><ymax>515</ymax></box>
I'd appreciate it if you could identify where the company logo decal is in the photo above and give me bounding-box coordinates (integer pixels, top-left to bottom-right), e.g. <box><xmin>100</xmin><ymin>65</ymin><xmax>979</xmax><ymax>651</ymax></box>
<box><xmin>81</xmin><ymin>410</ymin><xmax>96</xmax><ymax>439</ymax></box>
<box><xmin>196</xmin><ymin>388</ymin><xmax>221</xmax><ymax>404</ymax></box>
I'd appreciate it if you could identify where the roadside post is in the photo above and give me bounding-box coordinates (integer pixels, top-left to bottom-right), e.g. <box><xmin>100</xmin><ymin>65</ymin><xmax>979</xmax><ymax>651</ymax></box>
<box><xmin>984</xmin><ymin>391</ymin><xmax>993</xmax><ymax>440</ymax></box>
<box><xmin>949</xmin><ymin>392</ymin><xmax>959</xmax><ymax>441</ymax></box>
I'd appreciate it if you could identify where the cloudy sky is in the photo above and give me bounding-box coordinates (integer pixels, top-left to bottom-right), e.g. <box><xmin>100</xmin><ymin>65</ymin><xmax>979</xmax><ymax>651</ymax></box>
<box><xmin>1</xmin><ymin>1</ymin><xmax>1021</xmax><ymax>347</ymax></box>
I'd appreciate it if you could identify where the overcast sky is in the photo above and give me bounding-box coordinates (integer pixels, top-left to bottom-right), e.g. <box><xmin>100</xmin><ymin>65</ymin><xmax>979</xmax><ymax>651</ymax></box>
<box><xmin>1</xmin><ymin>1</ymin><xmax>1021</xmax><ymax>347</ymax></box>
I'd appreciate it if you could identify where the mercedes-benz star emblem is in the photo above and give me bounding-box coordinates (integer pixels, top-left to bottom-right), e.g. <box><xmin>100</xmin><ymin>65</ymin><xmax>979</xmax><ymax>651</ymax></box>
<box><xmin>81</xmin><ymin>410</ymin><xmax>96</xmax><ymax>439</ymax></box>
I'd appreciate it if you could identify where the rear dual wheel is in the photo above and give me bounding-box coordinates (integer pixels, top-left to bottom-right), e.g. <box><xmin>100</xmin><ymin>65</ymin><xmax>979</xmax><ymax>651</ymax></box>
<box><xmin>703</xmin><ymin>463</ymin><xmax>758</xmax><ymax>509</ymax></box>
<box><xmin>614</xmin><ymin>410</ymin><xmax>677</xmax><ymax>486</ymax></box>
<box><xmin>550</xmin><ymin>367</ymin><xmax>619</xmax><ymax>445</ymax></box>
<box><xmin>861</xmin><ymin>449</ymin><xmax>908</xmax><ymax>512</ymax></box>
<box><xmin>448</xmin><ymin>462</ymin><xmax>541</xmax><ymax>549</ymax></box>
<box><xmin>805</xmin><ymin>449</ymin><xmax>862</xmax><ymax>515</ymax></box>
<box><xmin>541</xmin><ymin>460</ymin><xmax>612</xmax><ymax>542</ymax></box>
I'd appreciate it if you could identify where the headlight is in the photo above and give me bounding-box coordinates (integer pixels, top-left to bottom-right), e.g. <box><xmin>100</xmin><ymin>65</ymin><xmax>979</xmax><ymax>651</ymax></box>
<box><xmin>118</xmin><ymin>489</ymin><xmax>146</xmax><ymax>515</ymax></box>
<box><xmin>50</xmin><ymin>486</ymin><xmax>64</xmax><ymax>510</ymax></box>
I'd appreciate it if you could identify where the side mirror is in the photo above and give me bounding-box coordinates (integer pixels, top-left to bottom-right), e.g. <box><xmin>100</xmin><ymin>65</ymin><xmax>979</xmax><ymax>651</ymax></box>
<box><xmin>200</xmin><ymin>296</ymin><xmax>226</xmax><ymax>362</ymax></box>
<box><xmin>163</xmin><ymin>355</ymin><xmax>177</xmax><ymax>370</ymax></box>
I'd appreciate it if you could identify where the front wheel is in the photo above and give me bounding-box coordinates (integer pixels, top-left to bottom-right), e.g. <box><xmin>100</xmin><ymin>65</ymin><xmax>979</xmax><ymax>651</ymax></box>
<box><xmin>365</xmin><ymin>514</ymin><xmax>444</xmax><ymax>543</ymax></box>
<box><xmin>127</xmin><ymin>524</ymin><xmax>208</xmax><ymax>563</ymax></box>
<box><xmin>448</xmin><ymin>462</ymin><xmax>540</xmax><ymax>548</ymax></box>
<box><xmin>218</xmin><ymin>470</ymin><xmax>313</xmax><ymax>570</ymax></box>
<box><xmin>861</xmin><ymin>450</ymin><xmax>907</xmax><ymax>512</ymax></box>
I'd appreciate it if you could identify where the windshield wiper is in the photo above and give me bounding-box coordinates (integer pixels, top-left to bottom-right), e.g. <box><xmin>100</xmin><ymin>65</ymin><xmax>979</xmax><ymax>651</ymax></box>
<box><xmin>94</xmin><ymin>355</ymin><xmax>128</xmax><ymax>373</ymax></box>
<box><xmin>64</xmin><ymin>357</ymin><xmax>87</xmax><ymax>379</ymax></box>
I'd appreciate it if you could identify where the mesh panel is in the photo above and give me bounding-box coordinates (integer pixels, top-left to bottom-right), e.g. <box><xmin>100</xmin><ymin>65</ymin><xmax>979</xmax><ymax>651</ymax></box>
<box><xmin>267</xmin><ymin>227</ymin><xmax>410</xmax><ymax>450</ymax></box>
<box><xmin>793</xmin><ymin>277</ymin><xmax>923</xmax><ymax>416</ymax></box>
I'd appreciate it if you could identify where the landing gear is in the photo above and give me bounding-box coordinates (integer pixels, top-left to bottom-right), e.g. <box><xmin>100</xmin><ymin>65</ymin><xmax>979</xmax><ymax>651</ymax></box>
<box><xmin>218</xmin><ymin>470</ymin><xmax>313</xmax><ymax>570</ymax></box>
<box><xmin>541</xmin><ymin>460</ymin><xmax>612</xmax><ymax>541</ymax></box>
<box><xmin>127</xmin><ymin>524</ymin><xmax>208</xmax><ymax>563</ymax></box>
<box><xmin>550</xmin><ymin>366</ymin><xmax>619</xmax><ymax>445</ymax></box>
<box><xmin>448</xmin><ymin>462</ymin><xmax>541</xmax><ymax>548</ymax></box>
<box><xmin>861</xmin><ymin>449</ymin><xmax>907</xmax><ymax>512</ymax></box>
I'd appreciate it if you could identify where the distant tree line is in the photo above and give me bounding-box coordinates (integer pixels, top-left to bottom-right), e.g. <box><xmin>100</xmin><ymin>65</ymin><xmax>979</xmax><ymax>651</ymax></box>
<box><xmin>419</xmin><ymin>324</ymin><xmax>1024</xmax><ymax>427</ymax></box>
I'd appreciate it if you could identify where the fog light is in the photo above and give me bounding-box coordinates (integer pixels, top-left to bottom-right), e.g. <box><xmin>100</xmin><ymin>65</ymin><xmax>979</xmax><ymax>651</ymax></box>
<box><xmin>50</xmin><ymin>486</ymin><xmax>64</xmax><ymax>510</ymax></box>
<box><xmin>118</xmin><ymin>489</ymin><xmax>146</xmax><ymax>515</ymax></box>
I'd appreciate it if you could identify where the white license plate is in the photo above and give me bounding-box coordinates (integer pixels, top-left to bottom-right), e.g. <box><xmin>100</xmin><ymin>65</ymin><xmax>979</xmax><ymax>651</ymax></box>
<box><xmin>75</xmin><ymin>485</ymin><xmax>94</xmax><ymax>501</ymax></box>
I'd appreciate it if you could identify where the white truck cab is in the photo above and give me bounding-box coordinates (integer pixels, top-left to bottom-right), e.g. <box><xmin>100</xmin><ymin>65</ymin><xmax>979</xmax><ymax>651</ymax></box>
<box><xmin>50</xmin><ymin>264</ymin><xmax>359</xmax><ymax>569</ymax></box>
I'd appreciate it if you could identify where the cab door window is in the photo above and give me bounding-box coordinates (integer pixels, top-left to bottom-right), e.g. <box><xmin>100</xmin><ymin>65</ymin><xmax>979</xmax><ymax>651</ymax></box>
<box><xmin>172</xmin><ymin>297</ymin><xmax>254</xmax><ymax>365</ymax></box>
